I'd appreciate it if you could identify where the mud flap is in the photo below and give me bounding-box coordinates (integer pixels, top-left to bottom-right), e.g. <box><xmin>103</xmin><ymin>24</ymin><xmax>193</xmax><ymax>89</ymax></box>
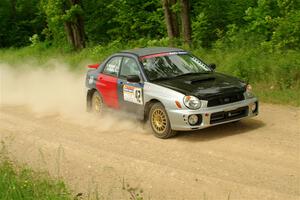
<box><xmin>86</xmin><ymin>89</ymin><xmax>95</xmax><ymax>112</ymax></box>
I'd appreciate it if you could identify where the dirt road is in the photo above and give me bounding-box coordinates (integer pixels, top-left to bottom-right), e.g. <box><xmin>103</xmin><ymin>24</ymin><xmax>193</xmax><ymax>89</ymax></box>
<box><xmin>0</xmin><ymin>104</ymin><xmax>299</xmax><ymax>200</ymax></box>
<box><xmin>0</xmin><ymin>66</ymin><xmax>299</xmax><ymax>199</ymax></box>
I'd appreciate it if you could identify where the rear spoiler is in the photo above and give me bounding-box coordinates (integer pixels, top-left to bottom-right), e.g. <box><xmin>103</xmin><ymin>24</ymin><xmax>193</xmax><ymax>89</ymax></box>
<box><xmin>87</xmin><ymin>63</ymin><xmax>100</xmax><ymax>69</ymax></box>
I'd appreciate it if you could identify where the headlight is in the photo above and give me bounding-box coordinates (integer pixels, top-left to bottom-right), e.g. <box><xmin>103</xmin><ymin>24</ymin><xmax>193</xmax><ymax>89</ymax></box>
<box><xmin>183</xmin><ymin>96</ymin><xmax>201</xmax><ymax>109</ymax></box>
<box><xmin>246</xmin><ymin>84</ymin><xmax>252</xmax><ymax>92</ymax></box>
<box><xmin>245</xmin><ymin>84</ymin><xmax>254</xmax><ymax>98</ymax></box>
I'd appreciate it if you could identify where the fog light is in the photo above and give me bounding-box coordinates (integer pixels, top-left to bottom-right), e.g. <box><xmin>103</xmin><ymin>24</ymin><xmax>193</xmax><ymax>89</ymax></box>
<box><xmin>250</xmin><ymin>103</ymin><xmax>257</xmax><ymax>112</ymax></box>
<box><xmin>188</xmin><ymin>114</ymin><xmax>199</xmax><ymax>125</ymax></box>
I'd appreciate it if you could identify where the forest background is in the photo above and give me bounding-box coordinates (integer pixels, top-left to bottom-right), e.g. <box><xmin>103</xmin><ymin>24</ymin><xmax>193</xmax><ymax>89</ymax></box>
<box><xmin>0</xmin><ymin>0</ymin><xmax>299</xmax><ymax>106</ymax></box>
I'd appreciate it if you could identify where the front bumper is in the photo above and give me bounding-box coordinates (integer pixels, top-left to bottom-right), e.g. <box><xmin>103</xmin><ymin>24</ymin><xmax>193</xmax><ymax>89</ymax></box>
<box><xmin>167</xmin><ymin>98</ymin><xmax>258</xmax><ymax>131</ymax></box>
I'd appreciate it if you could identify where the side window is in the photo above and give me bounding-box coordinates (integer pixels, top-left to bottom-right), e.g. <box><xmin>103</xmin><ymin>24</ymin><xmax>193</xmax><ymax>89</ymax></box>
<box><xmin>103</xmin><ymin>57</ymin><xmax>122</xmax><ymax>77</ymax></box>
<box><xmin>120</xmin><ymin>57</ymin><xmax>141</xmax><ymax>79</ymax></box>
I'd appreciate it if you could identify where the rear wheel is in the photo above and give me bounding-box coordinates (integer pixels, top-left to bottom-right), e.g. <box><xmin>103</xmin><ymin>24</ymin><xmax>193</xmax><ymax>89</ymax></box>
<box><xmin>149</xmin><ymin>103</ymin><xmax>176</xmax><ymax>139</ymax></box>
<box><xmin>91</xmin><ymin>91</ymin><xmax>104</xmax><ymax>114</ymax></box>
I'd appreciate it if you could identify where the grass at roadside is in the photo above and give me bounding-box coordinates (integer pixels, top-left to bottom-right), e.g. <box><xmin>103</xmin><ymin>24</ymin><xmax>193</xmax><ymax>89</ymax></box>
<box><xmin>0</xmin><ymin>42</ymin><xmax>299</xmax><ymax>107</ymax></box>
<box><xmin>253</xmin><ymin>83</ymin><xmax>300</xmax><ymax>106</ymax></box>
<box><xmin>0</xmin><ymin>158</ymin><xmax>72</xmax><ymax>200</ymax></box>
<box><xmin>0</xmin><ymin>156</ymin><xmax>145</xmax><ymax>200</ymax></box>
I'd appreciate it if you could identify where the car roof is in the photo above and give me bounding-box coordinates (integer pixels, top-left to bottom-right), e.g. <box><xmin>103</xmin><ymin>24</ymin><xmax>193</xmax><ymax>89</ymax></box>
<box><xmin>120</xmin><ymin>47</ymin><xmax>186</xmax><ymax>57</ymax></box>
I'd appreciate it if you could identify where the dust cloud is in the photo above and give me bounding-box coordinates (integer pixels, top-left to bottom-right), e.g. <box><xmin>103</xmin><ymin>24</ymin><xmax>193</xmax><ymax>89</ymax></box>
<box><xmin>0</xmin><ymin>61</ymin><xmax>145</xmax><ymax>133</ymax></box>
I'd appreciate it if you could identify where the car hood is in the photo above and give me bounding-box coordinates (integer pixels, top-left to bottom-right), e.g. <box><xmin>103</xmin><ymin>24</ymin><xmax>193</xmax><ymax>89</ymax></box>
<box><xmin>153</xmin><ymin>72</ymin><xmax>246</xmax><ymax>99</ymax></box>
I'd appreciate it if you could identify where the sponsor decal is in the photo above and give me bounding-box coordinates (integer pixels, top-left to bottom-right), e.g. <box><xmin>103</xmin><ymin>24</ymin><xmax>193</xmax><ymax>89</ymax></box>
<box><xmin>123</xmin><ymin>85</ymin><xmax>143</xmax><ymax>104</ymax></box>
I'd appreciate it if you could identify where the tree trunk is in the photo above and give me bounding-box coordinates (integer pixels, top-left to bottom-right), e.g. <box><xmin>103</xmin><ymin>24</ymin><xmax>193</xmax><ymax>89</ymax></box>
<box><xmin>162</xmin><ymin>0</ymin><xmax>175</xmax><ymax>41</ymax></box>
<box><xmin>180</xmin><ymin>0</ymin><xmax>192</xmax><ymax>46</ymax></box>
<box><xmin>64</xmin><ymin>0</ymin><xmax>85</xmax><ymax>50</ymax></box>
<box><xmin>71</xmin><ymin>23</ymin><xmax>84</xmax><ymax>49</ymax></box>
<box><xmin>64</xmin><ymin>22</ymin><xmax>75</xmax><ymax>46</ymax></box>
<box><xmin>76</xmin><ymin>12</ymin><xmax>85</xmax><ymax>48</ymax></box>
<box><xmin>10</xmin><ymin>0</ymin><xmax>16</xmax><ymax>22</ymax></box>
<box><xmin>169</xmin><ymin>0</ymin><xmax>180</xmax><ymax>38</ymax></box>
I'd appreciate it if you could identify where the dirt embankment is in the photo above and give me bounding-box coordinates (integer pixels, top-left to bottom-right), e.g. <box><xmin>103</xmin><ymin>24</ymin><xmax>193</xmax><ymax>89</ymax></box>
<box><xmin>0</xmin><ymin>64</ymin><xmax>299</xmax><ymax>199</ymax></box>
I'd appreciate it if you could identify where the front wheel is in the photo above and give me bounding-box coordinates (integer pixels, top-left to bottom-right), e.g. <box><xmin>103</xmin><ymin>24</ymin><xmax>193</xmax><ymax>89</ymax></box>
<box><xmin>149</xmin><ymin>103</ymin><xmax>177</xmax><ymax>139</ymax></box>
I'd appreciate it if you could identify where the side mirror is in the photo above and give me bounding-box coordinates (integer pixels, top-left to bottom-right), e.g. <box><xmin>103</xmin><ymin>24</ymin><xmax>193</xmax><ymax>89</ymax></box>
<box><xmin>127</xmin><ymin>75</ymin><xmax>140</xmax><ymax>83</ymax></box>
<box><xmin>208</xmin><ymin>63</ymin><xmax>216</xmax><ymax>70</ymax></box>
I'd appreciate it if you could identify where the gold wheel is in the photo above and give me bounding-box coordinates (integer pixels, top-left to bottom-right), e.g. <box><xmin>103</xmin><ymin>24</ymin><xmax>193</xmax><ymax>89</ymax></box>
<box><xmin>151</xmin><ymin>108</ymin><xmax>167</xmax><ymax>134</ymax></box>
<box><xmin>149</xmin><ymin>102</ymin><xmax>177</xmax><ymax>139</ymax></box>
<box><xmin>92</xmin><ymin>92</ymin><xmax>103</xmax><ymax>113</ymax></box>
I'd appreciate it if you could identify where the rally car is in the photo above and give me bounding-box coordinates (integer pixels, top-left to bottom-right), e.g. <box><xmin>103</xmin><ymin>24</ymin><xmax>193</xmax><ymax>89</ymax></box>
<box><xmin>85</xmin><ymin>47</ymin><xmax>258</xmax><ymax>139</ymax></box>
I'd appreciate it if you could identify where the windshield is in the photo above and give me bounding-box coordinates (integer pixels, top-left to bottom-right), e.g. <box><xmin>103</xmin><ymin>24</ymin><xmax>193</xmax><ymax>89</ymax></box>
<box><xmin>140</xmin><ymin>53</ymin><xmax>212</xmax><ymax>81</ymax></box>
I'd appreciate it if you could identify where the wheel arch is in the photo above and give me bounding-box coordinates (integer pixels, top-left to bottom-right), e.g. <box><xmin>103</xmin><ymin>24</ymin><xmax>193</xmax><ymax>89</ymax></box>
<box><xmin>144</xmin><ymin>99</ymin><xmax>164</xmax><ymax>121</ymax></box>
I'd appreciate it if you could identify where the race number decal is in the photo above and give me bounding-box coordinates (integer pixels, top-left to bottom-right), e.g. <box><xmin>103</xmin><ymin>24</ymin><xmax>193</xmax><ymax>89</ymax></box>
<box><xmin>123</xmin><ymin>85</ymin><xmax>143</xmax><ymax>104</ymax></box>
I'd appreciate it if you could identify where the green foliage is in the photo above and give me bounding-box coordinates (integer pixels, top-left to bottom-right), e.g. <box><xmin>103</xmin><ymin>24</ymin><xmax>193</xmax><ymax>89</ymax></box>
<box><xmin>0</xmin><ymin>0</ymin><xmax>45</xmax><ymax>48</ymax></box>
<box><xmin>62</xmin><ymin>4</ymin><xmax>83</xmax><ymax>22</ymax></box>
<box><xmin>0</xmin><ymin>0</ymin><xmax>11</xmax><ymax>47</ymax></box>
<box><xmin>29</xmin><ymin>34</ymin><xmax>41</xmax><ymax>46</ymax></box>
<box><xmin>107</xmin><ymin>0</ymin><xmax>165</xmax><ymax>41</ymax></box>
<box><xmin>1</xmin><ymin>0</ymin><xmax>299</xmax><ymax>50</ymax></box>
<box><xmin>192</xmin><ymin>12</ymin><xmax>209</xmax><ymax>47</ymax></box>
<box><xmin>81</xmin><ymin>0</ymin><xmax>165</xmax><ymax>45</ymax></box>
<box><xmin>190</xmin><ymin>0</ymin><xmax>256</xmax><ymax>47</ymax></box>
<box><xmin>242</xmin><ymin>0</ymin><xmax>300</xmax><ymax>50</ymax></box>
<box><xmin>271</xmin><ymin>10</ymin><xmax>300</xmax><ymax>50</ymax></box>
<box><xmin>0</xmin><ymin>159</ymin><xmax>71</xmax><ymax>200</ymax></box>
<box><xmin>81</xmin><ymin>0</ymin><xmax>115</xmax><ymax>44</ymax></box>
<box><xmin>40</xmin><ymin>0</ymin><xmax>66</xmax><ymax>45</ymax></box>
<box><xmin>40</xmin><ymin>0</ymin><xmax>80</xmax><ymax>47</ymax></box>
<box><xmin>244</xmin><ymin>0</ymin><xmax>279</xmax><ymax>39</ymax></box>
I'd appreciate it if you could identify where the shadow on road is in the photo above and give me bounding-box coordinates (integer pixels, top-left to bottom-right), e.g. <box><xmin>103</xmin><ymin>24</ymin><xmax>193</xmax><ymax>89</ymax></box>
<box><xmin>175</xmin><ymin>118</ymin><xmax>265</xmax><ymax>142</ymax></box>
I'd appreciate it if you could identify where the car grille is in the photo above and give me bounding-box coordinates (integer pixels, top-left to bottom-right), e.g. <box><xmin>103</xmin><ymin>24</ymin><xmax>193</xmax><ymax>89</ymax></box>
<box><xmin>207</xmin><ymin>92</ymin><xmax>245</xmax><ymax>107</ymax></box>
<box><xmin>210</xmin><ymin>106</ymin><xmax>248</xmax><ymax>124</ymax></box>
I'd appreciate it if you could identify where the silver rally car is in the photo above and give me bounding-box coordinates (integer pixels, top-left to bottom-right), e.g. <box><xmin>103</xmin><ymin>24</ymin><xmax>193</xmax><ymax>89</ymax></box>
<box><xmin>86</xmin><ymin>47</ymin><xmax>258</xmax><ymax>138</ymax></box>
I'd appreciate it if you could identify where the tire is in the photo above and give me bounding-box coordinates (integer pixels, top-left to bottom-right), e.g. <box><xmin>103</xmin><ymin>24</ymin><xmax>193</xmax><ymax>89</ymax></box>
<box><xmin>149</xmin><ymin>102</ymin><xmax>177</xmax><ymax>139</ymax></box>
<box><xmin>91</xmin><ymin>91</ymin><xmax>104</xmax><ymax>114</ymax></box>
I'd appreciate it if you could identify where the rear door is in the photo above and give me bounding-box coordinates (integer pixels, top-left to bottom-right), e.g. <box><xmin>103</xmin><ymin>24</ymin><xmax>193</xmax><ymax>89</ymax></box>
<box><xmin>118</xmin><ymin>56</ymin><xmax>144</xmax><ymax>112</ymax></box>
<box><xmin>96</xmin><ymin>56</ymin><xmax>122</xmax><ymax>109</ymax></box>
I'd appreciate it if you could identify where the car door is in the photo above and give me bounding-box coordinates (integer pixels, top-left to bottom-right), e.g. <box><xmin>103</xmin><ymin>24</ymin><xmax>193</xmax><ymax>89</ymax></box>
<box><xmin>96</xmin><ymin>56</ymin><xmax>122</xmax><ymax>109</ymax></box>
<box><xmin>118</xmin><ymin>56</ymin><xmax>144</xmax><ymax>112</ymax></box>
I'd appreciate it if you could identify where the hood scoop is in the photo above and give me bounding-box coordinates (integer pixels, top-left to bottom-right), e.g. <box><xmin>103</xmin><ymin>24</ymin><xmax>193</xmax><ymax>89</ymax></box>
<box><xmin>186</xmin><ymin>77</ymin><xmax>215</xmax><ymax>84</ymax></box>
